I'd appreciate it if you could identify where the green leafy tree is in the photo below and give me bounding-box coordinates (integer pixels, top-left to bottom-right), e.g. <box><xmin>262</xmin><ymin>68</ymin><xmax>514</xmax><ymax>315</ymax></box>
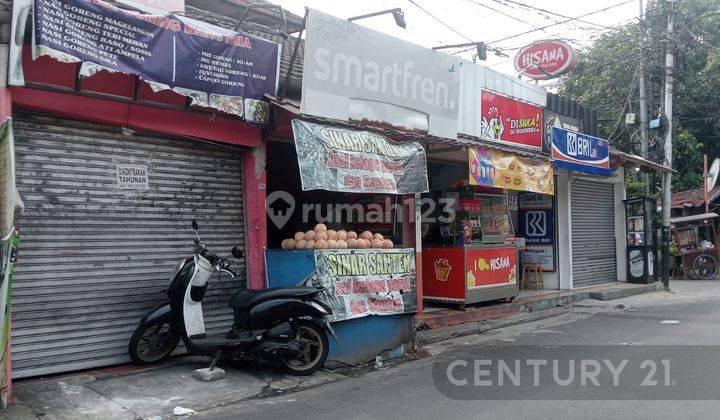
<box><xmin>559</xmin><ymin>0</ymin><xmax>720</xmax><ymax>192</ymax></box>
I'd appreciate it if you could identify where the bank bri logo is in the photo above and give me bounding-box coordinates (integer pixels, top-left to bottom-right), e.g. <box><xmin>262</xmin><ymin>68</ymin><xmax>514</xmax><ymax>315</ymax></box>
<box><xmin>551</xmin><ymin>127</ymin><xmax>611</xmax><ymax>176</ymax></box>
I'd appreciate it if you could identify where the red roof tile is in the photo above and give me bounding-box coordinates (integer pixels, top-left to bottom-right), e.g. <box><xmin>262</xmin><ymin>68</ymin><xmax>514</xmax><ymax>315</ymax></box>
<box><xmin>671</xmin><ymin>185</ymin><xmax>720</xmax><ymax>209</ymax></box>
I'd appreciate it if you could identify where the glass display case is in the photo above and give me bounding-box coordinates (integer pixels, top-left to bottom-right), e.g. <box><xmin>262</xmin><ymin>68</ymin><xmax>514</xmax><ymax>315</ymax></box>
<box><xmin>624</xmin><ymin>196</ymin><xmax>657</xmax><ymax>284</ymax></box>
<box><xmin>457</xmin><ymin>194</ymin><xmax>514</xmax><ymax>244</ymax></box>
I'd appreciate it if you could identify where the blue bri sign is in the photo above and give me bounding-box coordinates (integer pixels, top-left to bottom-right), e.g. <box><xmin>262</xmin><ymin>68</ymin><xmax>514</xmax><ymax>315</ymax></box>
<box><xmin>551</xmin><ymin>127</ymin><xmax>612</xmax><ymax>176</ymax></box>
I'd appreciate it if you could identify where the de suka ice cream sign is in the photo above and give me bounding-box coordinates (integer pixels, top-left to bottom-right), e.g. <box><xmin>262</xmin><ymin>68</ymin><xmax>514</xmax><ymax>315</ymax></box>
<box><xmin>514</xmin><ymin>40</ymin><xmax>578</xmax><ymax>80</ymax></box>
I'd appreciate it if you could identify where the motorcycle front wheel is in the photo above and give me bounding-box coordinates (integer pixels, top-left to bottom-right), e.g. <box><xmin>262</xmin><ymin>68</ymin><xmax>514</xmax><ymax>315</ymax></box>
<box><xmin>128</xmin><ymin>321</ymin><xmax>180</xmax><ymax>364</ymax></box>
<box><xmin>282</xmin><ymin>320</ymin><xmax>329</xmax><ymax>375</ymax></box>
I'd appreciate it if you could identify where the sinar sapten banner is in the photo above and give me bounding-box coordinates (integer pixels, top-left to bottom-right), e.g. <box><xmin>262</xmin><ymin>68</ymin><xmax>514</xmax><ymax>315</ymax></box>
<box><xmin>33</xmin><ymin>0</ymin><xmax>279</xmax><ymax>122</ymax></box>
<box><xmin>291</xmin><ymin>119</ymin><xmax>429</xmax><ymax>194</ymax></box>
<box><xmin>311</xmin><ymin>248</ymin><xmax>418</xmax><ymax>322</ymax></box>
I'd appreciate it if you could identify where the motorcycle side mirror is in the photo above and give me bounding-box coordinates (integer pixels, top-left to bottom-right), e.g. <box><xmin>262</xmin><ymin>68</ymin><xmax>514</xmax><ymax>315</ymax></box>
<box><xmin>191</xmin><ymin>219</ymin><xmax>199</xmax><ymax>231</ymax></box>
<box><xmin>231</xmin><ymin>246</ymin><xmax>244</xmax><ymax>259</ymax></box>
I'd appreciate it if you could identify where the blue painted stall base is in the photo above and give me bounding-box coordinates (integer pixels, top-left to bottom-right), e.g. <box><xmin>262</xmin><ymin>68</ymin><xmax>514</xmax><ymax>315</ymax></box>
<box><xmin>326</xmin><ymin>314</ymin><xmax>413</xmax><ymax>367</ymax></box>
<box><xmin>265</xmin><ymin>250</ymin><xmax>415</xmax><ymax>366</ymax></box>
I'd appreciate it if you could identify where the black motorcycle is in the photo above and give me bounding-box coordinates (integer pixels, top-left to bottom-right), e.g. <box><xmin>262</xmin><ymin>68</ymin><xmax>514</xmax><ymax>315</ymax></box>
<box><xmin>128</xmin><ymin>220</ymin><xmax>338</xmax><ymax>375</ymax></box>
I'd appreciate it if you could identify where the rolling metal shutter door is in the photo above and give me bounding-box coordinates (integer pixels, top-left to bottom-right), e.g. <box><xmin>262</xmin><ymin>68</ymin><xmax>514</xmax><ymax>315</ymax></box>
<box><xmin>571</xmin><ymin>180</ymin><xmax>616</xmax><ymax>287</ymax></box>
<box><xmin>11</xmin><ymin>118</ymin><xmax>246</xmax><ymax>378</ymax></box>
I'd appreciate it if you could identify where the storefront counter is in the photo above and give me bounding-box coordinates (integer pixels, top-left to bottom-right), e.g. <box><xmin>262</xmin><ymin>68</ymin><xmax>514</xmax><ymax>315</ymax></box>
<box><xmin>422</xmin><ymin>244</ymin><xmax>519</xmax><ymax>306</ymax></box>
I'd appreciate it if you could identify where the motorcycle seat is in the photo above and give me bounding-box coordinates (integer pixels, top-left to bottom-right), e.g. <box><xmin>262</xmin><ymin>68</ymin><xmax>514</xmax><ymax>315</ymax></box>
<box><xmin>229</xmin><ymin>287</ymin><xmax>322</xmax><ymax>309</ymax></box>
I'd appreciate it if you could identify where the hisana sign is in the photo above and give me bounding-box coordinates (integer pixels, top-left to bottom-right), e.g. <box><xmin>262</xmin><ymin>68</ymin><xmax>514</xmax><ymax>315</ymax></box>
<box><xmin>514</xmin><ymin>40</ymin><xmax>578</xmax><ymax>80</ymax></box>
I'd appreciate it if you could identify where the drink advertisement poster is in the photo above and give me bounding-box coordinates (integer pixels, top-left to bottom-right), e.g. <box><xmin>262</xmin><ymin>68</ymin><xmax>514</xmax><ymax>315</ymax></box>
<box><xmin>480</xmin><ymin>90</ymin><xmax>543</xmax><ymax>149</ymax></box>
<box><xmin>312</xmin><ymin>248</ymin><xmax>418</xmax><ymax>322</ymax></box>
<box><xmin>468</xmin><ymin>147</ymin><xmax>553</xmax><ymax>195</ymax></box>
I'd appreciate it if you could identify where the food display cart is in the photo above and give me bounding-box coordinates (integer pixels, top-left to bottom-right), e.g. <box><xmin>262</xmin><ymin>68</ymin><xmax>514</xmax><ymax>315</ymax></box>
<box><xmin>421</xmin><ymin>190</ymin><xmax>520</xmax><ymax>306</ymax></box>
<box><xmin>670</xmin><ymin>213</ymin><xmax>720</xmax><ymax>280</ymax></box>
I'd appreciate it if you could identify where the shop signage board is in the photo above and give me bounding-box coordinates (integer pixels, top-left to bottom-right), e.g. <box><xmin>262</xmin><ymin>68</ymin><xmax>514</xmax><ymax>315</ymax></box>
<box><xmin>457</xmin><ymin>62</ymin><xmax>546</xmax><ymax>139</ymax></box>
<box><xmin>292</xmin><ymin>120</ymin><xmax>429</xmax><ymax>194</ymax></box>
<box><xmin>301</xmin><ymin>9</ymin><xmax>461</xmax><ymax>139</ymax></box>
<box><xmin>514</xmin><ymin>39</ymin><xmax>578</xmax><ymax>80</ymax></box>
<box><xmin>465</xmin><ymin>247</ymin><xmax>518</xmax><ymax>289</ymax></box>
<box><xmin>544</xmin><ymin>110</ymin><xmax>582</xmax><ymax>152</ymax></box>
<box><xmin>468</xmin><ymin>147</ymin><xmax>553</xmax><ymax>195</ymax></box>
<box><xmin>551</xmin><ymin>127</ymin><xmax>611</xmax><ymax>176</ymax></box>
<box><xmin>518</xmin><ymin>193</ymin><xmax>555</xmax><ymax>271</ymax></box>
<box><xmin>311</xmin><ymin>248</ymin><xmax>417</xmax><ymax>322</ymax></box>
<box><xmin>479</xmin><ymin>90</ymin><xmax>543</xmax><ymax>149</ymax></box>
<box><xmin>31</xmin><ymin>0</ymin><xmax>280</xmax><ymax>122</ymax></box>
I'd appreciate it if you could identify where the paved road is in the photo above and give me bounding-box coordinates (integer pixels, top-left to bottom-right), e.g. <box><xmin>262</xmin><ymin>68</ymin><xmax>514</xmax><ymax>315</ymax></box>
<box><xmin>202</xmin><ymin>280</ymin><xmax>720</xmax><ymax>420</ymax></box>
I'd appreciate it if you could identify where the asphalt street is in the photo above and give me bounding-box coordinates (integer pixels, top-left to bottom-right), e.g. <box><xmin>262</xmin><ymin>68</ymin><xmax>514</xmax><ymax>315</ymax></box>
<box><xmin>201</xmin><ymin>280</ymin><xmax>720</xmax><ymax>420</ymax></box>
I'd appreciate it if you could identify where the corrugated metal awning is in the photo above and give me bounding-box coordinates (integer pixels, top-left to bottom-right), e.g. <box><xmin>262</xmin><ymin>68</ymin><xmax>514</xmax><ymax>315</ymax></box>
<box><xmin>671</xmin><ymin>213</ymin><xmax>719</xmax><ymax>225</ymax></box>
<box><xmin>610</xmin><ymin>149</ymin><xmax>673</xmax><ymax>173</ymax></box>
<box><xmin>269</xmin><ymin>96</ymin><xmax>551</xmax><ymax>162</ymax></box>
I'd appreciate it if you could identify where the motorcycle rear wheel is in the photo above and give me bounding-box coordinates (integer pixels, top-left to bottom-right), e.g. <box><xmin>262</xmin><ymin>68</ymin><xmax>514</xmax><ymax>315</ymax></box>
<box><xmin>282</xmin><ymin>320</ymin><xmax>329</xmax><ymax>375</ymax></box>
<box><xmin>128</xmin><ymin>321</ymin><xmax>180</xmax><ymax>364</ymax></box>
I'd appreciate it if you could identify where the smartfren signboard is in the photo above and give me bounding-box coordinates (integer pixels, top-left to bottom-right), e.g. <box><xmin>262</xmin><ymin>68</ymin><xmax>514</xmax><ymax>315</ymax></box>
<box><xmin>301</xmin><ymin>9</ymin><xmax>461</xmax><ymax>140</ymax></box>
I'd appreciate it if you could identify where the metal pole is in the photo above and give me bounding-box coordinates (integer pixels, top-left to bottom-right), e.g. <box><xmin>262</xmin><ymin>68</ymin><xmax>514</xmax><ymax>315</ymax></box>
<box><xmin>661</xmin><ymin>0</ymin><xmax>675</xmax><ymax>291</ymax></box>
<box><xmin>637</xmin><ymin>0</ymin><xmax>650</xmax><ymax>195</ymax></box>
<box><xmin>705</xmin><ymin>154</ymin><xmax>709</xmax><ymax>214</ymax></box>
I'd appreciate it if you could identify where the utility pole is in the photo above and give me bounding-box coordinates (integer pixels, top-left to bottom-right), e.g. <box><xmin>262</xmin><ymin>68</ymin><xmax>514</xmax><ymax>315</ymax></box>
<box><xmin>660</xmin><ymin>0</ymin><xmax>675</xmax><ymax>291</ymax></box>
<box><xmin>638</xmin><ymin>0</ymin><xmax>650</xmax><ymax>195</ymax></box>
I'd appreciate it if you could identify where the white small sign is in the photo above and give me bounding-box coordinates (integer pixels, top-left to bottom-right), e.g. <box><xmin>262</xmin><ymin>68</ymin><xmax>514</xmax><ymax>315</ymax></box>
<box><xmin>507</xmin><ymin>195</ymin><xmax>518</xmax><ymax>211</ymax></box>
<box><xmin>117</xmin><ymin>164</ymin><xmax>149</xmax><ymax>190</ymax></box>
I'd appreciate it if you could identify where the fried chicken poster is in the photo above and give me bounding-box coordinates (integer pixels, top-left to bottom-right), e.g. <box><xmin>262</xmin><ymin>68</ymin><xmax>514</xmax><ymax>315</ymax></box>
<box><xmin>469</xmin><ymin>147</ymin><xmax>554</xmax><ymax>195</ymax></box>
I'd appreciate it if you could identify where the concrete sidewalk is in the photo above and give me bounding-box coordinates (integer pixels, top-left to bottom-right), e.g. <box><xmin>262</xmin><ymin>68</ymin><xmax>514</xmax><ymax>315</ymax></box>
<box><xmin>415</xmin><ymin>281</ymin><xmax>662</xmax><ymax>330</ymax></box>
<box><xmin>2</xmin><ymin>358</ymin><xmax>344</xmax><ymax>420</ymax></box>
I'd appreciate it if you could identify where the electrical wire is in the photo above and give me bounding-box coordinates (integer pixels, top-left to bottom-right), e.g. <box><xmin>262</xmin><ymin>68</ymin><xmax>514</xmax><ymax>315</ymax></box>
<box><xmin>491</xmin><ymin>0</ymin><xmax>614</xmax><ymax>29</ymax></box>
<box><xmin>449</xmin><ymin>0</ymin><xmax>635</xmax><ymax>55</ymax></box>
<box><xmin>406</xmin><ymin>0</ymin><xmax>475</xmax><ymax>42</ymax></box>
<box><xmin>464</xmin><ymin>0</ymin><xmax>545</xmax><ymax>29</ymax></box>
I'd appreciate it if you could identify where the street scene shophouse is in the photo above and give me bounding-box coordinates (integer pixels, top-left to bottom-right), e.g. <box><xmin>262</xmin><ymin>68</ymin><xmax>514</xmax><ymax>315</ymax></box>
<box><xmin>0</xmin><ymin>0</ymin><xmax>647</xmax><ymax>400</ymax></box>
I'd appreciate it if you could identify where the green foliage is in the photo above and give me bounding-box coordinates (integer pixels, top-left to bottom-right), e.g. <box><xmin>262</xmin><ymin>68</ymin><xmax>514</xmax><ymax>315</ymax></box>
<box><xmin>559</xmin><ymin>0</ymin><xmax>720</xmax><ymax>193</ymax></box>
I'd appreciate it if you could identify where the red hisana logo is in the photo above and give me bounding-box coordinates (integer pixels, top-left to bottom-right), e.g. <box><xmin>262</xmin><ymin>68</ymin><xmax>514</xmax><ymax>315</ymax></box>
<box><xmin>514</xmin><ymin>40</ymin><xmax>578</xmax><ymax>80</ymax></box>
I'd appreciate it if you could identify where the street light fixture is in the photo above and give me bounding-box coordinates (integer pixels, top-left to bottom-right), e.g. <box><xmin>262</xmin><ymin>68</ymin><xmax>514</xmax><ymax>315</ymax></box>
<box><xmin>348</xmin><ymin>8</ymin><xmax>407</xmax><ymax>29</ymax></box>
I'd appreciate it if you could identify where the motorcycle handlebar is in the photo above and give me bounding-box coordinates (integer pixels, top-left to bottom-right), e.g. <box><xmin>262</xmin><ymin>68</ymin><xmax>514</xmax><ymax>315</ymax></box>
<box><xmin>194</xmin><ymin>242</ymin><xmax>240</xmax><ymax>277</ymax></box>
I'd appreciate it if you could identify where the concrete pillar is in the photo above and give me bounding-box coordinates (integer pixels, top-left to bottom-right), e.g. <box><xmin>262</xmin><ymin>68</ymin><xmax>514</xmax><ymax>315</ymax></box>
<box><xmin>556</xmin><ymin>170</ymin><xmax>573</xmax><ymax>289</ymax></box>
<box><xmin>243</xmin><ymin>142</ymin><xmax>267</xmax><ymax>289</ymax></box>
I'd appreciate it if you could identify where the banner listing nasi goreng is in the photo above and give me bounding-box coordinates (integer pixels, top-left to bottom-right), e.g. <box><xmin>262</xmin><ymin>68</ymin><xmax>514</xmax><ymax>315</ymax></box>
<box><xmin>311</xmin><ymin>248</ymin><xmax>418</xmax><ymax>322</ymax></box>
<box><xmin>480</xmin><ymin>90</ymin><xmax>543</xmax><ymax>149</ymax></box>
<box><xmin>469</xmin><ymin>147</ymin><xmax>553</xmax><ymax>195</ymax></box>
<box><xmin>32</xmin><ymin>0</ymin><xmax>280</xmax><ymax>122</ymax></box>
<box><xmin>292</xmin><ymin>119</ymin><xmax>430</xmax><ymax>194</ymax></box>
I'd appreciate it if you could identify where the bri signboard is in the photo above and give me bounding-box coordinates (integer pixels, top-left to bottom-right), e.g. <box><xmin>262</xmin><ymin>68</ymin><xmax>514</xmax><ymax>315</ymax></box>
<box><xmin>551</xmin><ymin>127</ymin><xmax>611</xmax><ymax>176</ymax></box>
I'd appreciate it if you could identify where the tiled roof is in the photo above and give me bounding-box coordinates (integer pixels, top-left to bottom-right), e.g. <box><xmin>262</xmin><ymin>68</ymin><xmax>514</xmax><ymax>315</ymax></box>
<box><xmin>671</xmin><ymin>185</ymin><xmax>720</xmax><ymax>209</ymax></box>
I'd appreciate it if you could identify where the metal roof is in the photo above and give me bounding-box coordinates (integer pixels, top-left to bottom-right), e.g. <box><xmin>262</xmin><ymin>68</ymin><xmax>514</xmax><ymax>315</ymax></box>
<box><xmin>269</xmin><ymin>96</ymin><xmax>551</xmax><ymax>162</ymax></box>
<box><xmin>671</xmin><ymin>212</ymin><xmax>719</xmax><ymax>225</ymax></box>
